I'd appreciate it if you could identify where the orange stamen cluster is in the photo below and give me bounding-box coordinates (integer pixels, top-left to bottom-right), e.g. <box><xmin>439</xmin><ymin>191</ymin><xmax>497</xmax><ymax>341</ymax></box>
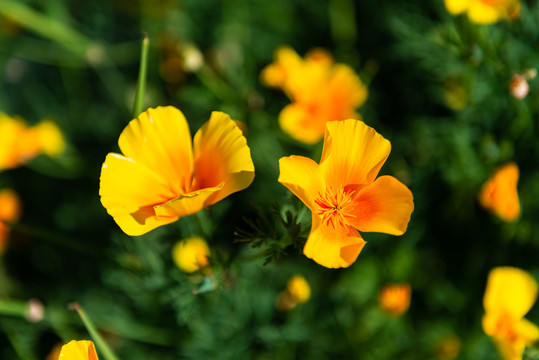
<box><xmin>314</xmin><ymin>186</ymin><xmax>356</xmax><ymax>229</ymax></box>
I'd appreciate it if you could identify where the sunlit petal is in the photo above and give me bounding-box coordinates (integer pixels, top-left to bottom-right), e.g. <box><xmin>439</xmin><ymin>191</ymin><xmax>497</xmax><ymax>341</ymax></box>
<box><xmin>118</xmin><ymin>106</ymin><xmax>193</xmax><ymax>195</ymax></box>
<box><xmin>303</xmin><ymin>216</ymin><xmax>366</xmax><ymax>269</ymax></box>
<box><xmin>468</xmin><ymin>3</ymin><xmax>501</xmax><ymax>24</ymax></box>
<box><xmin>278</xmin><ymin>155</ymin><xmax>324</xmax><ymax>211</ymax></box>
<box><xmin>58</xmin><ymin>340</ymin><xmax>98</xmax><ymax>360</ymax></box>
<box><xmin>349</xmin><ymin>175</ymin><xmax>414</xmax><ymax>235</ymax></box>
<box><xmin>99</xmin><ymin>153</ymin><xmax>177</xmax><ymax>236</ymax></box>
<box><xmin>155</xmin><ymin>183</ymin><xmax>224</xmax><ymax>218</ymax></box>
<box><xmin>192</xmin><ymin>111</ymin><xmax>254</xmax><ymax>206</ymax></box>
<box><xmin>484</xmin><ymin>267</ymin><xmax>538</xmax><ymax>320</ymax></box>
<box><xmin>320</xmin><ymin>119</ymin><xmax>391</xmax><ymax>187</ymax></box>
<box><xmin>479</xmin><ymin>162</ymin><xmax>520</xmax><ymax>222</ymax></box>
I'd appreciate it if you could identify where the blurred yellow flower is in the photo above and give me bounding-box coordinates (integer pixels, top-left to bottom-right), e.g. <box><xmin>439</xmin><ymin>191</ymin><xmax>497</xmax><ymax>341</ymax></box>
<box><xmin>287</xmin><ymin>275</ymin><xmax>311</xmax><ymax>304</ymax></box>
<box><xmin>172</xmin><ymin>236</ymin><xmax>210</xmax><ymax>273</ymax></box>
<box><xmin>378</xmin><ymin>283</ymin><xmax>412</xmax><ymax>316</ymax></box>
<box><xmin>0</xmin><ymin>188</ymin><xmax>21</xmax><ymax>254</ymax></box>
<box><xmin>279</xmin><ymin>119</ymin><xmax>414</xmax><ymax>268</ymax></box>
<box><xmin>479</xmin><ymin>162</ymin><xmax>520</xmax><ymax>222</ymax></box>
<box><xmin>276</xmin><ymin>274</ymin><xmax>311</xmax><ymax>311</ymax></box>
<box><xmin>99</xmin><ymin>106</ymin><xmax>255</xmax><ymax>236</ymax></box>
<box><xmin>482</xmin><ymin>267</ymin><xmax>539</xmax><ymax>360</ymax></box>
<box><xmin>57</xmin><ymin>340</ymin><xmax>98</xmax><ymax>360</ymax></box>
<box><xmin>444</xmin><ymin>0</ymin><xmax>520</xmax><ymax>24</ymax></box>
<box><xmin>0</xmin><ymin>113</ymin><xmax>65</xmax><ymax>170</ymax></box>
<box><xmin>261</xmin><ymin>46</ymin><xmax>368</xmax><ymax>144</ymax></box>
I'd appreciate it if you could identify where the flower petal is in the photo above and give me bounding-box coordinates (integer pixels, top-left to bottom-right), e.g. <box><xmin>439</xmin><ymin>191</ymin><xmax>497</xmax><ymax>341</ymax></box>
<box><xmin>467</xmin><ymin>2</ymin><xmax>500</xmax><ymax>24</ymax></box>
<box><xmin>278</xmin><ymin>103</ymin><xmax>327</xmax><ymax>144</ymax></box>
<box><xmin>58</xmin><ymin>340</ymin><xmax>99</xmax><ymax>360</ymax></box>
<box><xmin>192</xmin><ymin>111</ymin><xmax>254</xmax><ymax>206</ymax></box>
<box><xmin>479</xmin><ymin>162</ymin><xmax>520</xmax><ymax>222</ymax></box>
<box><xmin>118</xmin><ymin>106</ymin><xmax>193</xmax><ymax>195</ymax></box>
<box><xmin>444</xmin><ymin>0</ymin><xmax>469</xmax><ymax>14</ymax></box>
<box><xmin>99</xmin><ymin>153</ymin><xmax>178</xmax><ymax>236</ymax></box>
<box><xmin>154</xmin><ymin>183</ymin><xmax>224</xmax><ymax>218</ymax></box>
<box><xmin>484</xmin><ymin>267</ymin><xmax>538</xmax><ymax>320</ymax></box>
<box><xmin>303</xmin><ymin>215</ymin><xmax>366</xmax><ymax>269</ymax></box>
<box><xmin>349</xmin><ymin>175</ymin><xmax>414</xmax><ymax>235</ymax></box>
<box><xmin>320</xmin><ymin>119</ymin><xmax>391</xmax><ymax>188</ymax></box>
<box><xmin>278</xmin><ymin>155</ymin><xmax>324</xmax><ymax>210</ymax></box>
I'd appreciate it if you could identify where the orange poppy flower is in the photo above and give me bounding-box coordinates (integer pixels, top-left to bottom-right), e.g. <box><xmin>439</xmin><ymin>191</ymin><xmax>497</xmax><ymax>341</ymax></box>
<box><xmin>0</xmin><ymin>188</ymin><xmax>21</xmax><ymax>254</ymax></box>
<box><xmin>479</xmin><ymin>162</ymin><xmax>520</xmax><ymax>222</ymax></box>
<box><xmin>378</xmin><ymin>283</ymin><xmax>412</xmax><ymax>316</ymax></box>
<box><xmin>482</xmin><ymin>267</ymin><xmax>539</xmax><ymax>360</ymax></box>
<box><xmin>261</xmin><ymin>46</ymin><xmax>368</xmax><ymax>144</ymax></box>
<box><xmin>99</xmin><ymin>106</ymin><xmax>255</xmax><ymax>236</ymax></box>
<box><xmin>278</xmin><ymin>119</ymin><xmax>414</xmax><ymax>268</ymax></box>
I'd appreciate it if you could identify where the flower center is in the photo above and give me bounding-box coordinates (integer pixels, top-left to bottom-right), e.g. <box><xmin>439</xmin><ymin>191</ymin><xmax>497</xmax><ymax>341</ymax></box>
<box><xmin>314</xmin><ymin>186</ymin><xmax>356</xmax><ymax>229</ymax></box>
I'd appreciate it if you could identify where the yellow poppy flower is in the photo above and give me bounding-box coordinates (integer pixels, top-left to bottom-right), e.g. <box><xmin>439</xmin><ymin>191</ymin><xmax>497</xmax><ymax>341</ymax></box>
<box><xmin>57</xmin><ymin>340</ymin><xmax>98</xmax><ymax>360</ymax></box>
<box><xmin>172</xmin><ymin>236</ymin><xmax>210</xmax><ymax>273</ymax></box>
<box><xmin>99</xmin><ymin>106</ymin><xmax>254</xmax><ymax>236</ymax></box>
<box><xmin>278</xmin><ymin>119</ymin><xmax>414</xmax><ymax>268</ymax></box>
<box><xmin>378</xmin><ymin>283</ymin><xmax>412</xmax><ymax>316</ymax></box>
<box><xmin>479</xmin><ymin>162</ymin><xmax>520</xmax><ymax>222</ymax></box>
<box><xmin>261</xmin><ymin>46</ymin><xmax>368</xmax><ymax>144</ymax></box>
<box><xmin>482</xmin><ymin>267</ymin><xmax>539</xmax><ymax>360</ymax></box>
<box><xmin>444</xmin><ymin>0</ymin><xmax>520</xmax><ymax>24</ymax></box>
<box><xmin>276</xmin><ymin>274</ymin><xmax>311</xmax><ymax>311</ymax></box>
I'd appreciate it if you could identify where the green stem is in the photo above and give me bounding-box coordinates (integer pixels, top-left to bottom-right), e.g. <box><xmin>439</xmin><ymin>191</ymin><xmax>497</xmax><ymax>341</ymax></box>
<box><xmin>0</xmin><ymin>299</ymin><xmax>28</xmax><ymax>318</ymax></box>
<box><xmin>70</xmin><ymin>303</ymin><xmax>121</xmax><ymax>360</ymax></box>
<box><xmin>133</xmin><ymin>34</ymin><xmax>150</xmax><ymax>118</ymax></box>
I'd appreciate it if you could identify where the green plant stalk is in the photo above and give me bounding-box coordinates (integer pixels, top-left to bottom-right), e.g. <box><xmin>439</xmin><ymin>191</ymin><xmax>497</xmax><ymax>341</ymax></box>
<box><xmin>71</xmin><ymin>303</ymin><xmax>121</xmax><ymax>360</ymax></box>
<box><xmin>0</xmin><ymin>0</ymin><xmax>91</xmax><ymax>57</ymax></box>
<box><xmin>133</xmin><ymin>34</ymin><xmax>150</xmax><ymax>118</ymax></box>
<box><xmin>0</xmin><ymin>299</ymin><xmax>29</xmax><ymax>318</ymax></box>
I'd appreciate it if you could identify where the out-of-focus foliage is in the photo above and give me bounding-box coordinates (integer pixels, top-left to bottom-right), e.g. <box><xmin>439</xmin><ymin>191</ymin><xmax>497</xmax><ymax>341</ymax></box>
<box><xmin>0</xmin><ymin>0</ymin><xmax>538</xmax><ymax>359</ymax></box>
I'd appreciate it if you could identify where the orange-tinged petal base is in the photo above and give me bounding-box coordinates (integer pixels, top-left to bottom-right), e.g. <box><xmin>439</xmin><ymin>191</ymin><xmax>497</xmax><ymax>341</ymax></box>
<box><xmin>58</xmin><ymin>340</ymin><xmax>98</xmax><ymax>360</ymax></box>
<box><xmin>349</xmin><ymin>176</ymin><xmax>414</xmax><ymax>235</ymax></box>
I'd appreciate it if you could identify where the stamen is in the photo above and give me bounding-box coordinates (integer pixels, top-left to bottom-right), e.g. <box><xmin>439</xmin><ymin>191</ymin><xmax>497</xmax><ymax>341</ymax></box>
<box><xmin>314</xmin><ymin>185</ymin><xmax>356</xmax><ymax>229</ymax></box>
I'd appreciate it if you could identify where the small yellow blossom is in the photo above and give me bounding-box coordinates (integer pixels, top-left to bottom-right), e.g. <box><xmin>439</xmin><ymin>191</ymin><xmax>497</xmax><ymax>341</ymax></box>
<box><xmin>483</xmin><ymin>267</ymin><xmax>539</xmax><ymax>360</ymax></box>
<box><xmin>279</xmin><ymin>119</ymin><xmax>414</xmax><ymax>268</ymax></box>
<box><xmin>479</xmin><ymin>162</ymin><xmax>520</xmax><ymax>222</ymax></box>
<box><xmin>34</xmin><ymin>119</ymin><xmax>66</xmax><ymax>156</ymax></box>
<box><xmin>57</xmin><ymin>340</ymin><xmax>99</xmax><ymax>360</ymax></box>
<box><xmin>172</xmin><ymin>236</ymin><xmax>210</xmax><ymax>273</ymax></box>
<box><xmin>444</xmin><ymin>0</ymin><xmax>520</xmax><ymax>24</ymax></box>
<box><xmin>99</xmin><ymin>106</ymin><xmax>255</xmax><ymax>236</ymax></box>
<box><xmin>378</xmin><ymin>283</ymin><xmax>412</xmax><ymax>316</ymax></box>
<box><xmin>261</xmin><ymin>46</ymin><xmax>368</xmax><ymax>144</ymax></box>
<box><xmin>0</xmin><ymin>188</ymin><xmax>21</xmax><ymax>253</ymax></box>
<box><xmin>276</xmin><ymin>275</ymin><xmax>311</xmax><ymax>311</ymax></box>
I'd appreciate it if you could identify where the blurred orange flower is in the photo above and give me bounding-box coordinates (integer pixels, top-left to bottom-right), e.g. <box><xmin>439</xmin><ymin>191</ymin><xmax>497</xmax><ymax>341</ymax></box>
<box><xmin>483</xmin><ymin>267</ymin><xmax>539</xmax><ymax>360</ymax></box>
<box><xmin>479</xmin><ymin>162</ymin><xmax>520</xmax><ymax>222</ymax></box>
<box><xmin>261</xmin><ymin>46</ymin><xmax>368</xmax><ymax>144</ymax></box>
<box><xmin>444</xmin><ymin>0</ymin><xmax>520</xmax><ymax>24</ymax></box>
<box><xmin>99</xmin><ymin>106</ymin><xmax>255</xmax><ymax>236</ymax></box>
<box><xmin>172</xmin><ymin>236</ymin><xmax>211</xmax><ymax>273</ymax></box>
<box><xmin>378</xmin><ymin>283</ymin><xmax>412</xmax><ymax>316</ymax></box>
<box><xmin>0</xmin><ymin>113</ymin><xmax>65</xmax><ymax>171</ymax></box>
<box><xmin>0</xmin><ymin>188</ymin><xmax>21</xmax><ymax>254</ymax></box>
<box><xmin>57</xmin><ymin>340</ymin><xmax>98</xmax><ymax>360</ymax></box>
<box><xmin>278</xmin><ymin>119</ymin><xmax>414</xmax><ymax>268</ymax></box>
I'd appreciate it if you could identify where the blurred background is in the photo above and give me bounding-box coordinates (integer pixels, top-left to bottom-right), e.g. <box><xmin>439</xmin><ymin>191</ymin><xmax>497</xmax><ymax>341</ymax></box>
<box><xmin>1</xmin><ymin>0</ymin><xmax>539</xmax><ymax>359</ymax></box>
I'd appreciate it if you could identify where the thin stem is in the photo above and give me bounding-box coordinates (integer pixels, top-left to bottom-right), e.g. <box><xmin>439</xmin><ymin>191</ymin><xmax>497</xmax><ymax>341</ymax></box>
<box><xmin>133</xmin><ymin>34</ymin><xmax>150</xmax><ymax>118</ymax></box>
<box><xmin>70</xmin><ymin>303</ymin><xmax>121</xmax><ymax>360</ymax></box>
